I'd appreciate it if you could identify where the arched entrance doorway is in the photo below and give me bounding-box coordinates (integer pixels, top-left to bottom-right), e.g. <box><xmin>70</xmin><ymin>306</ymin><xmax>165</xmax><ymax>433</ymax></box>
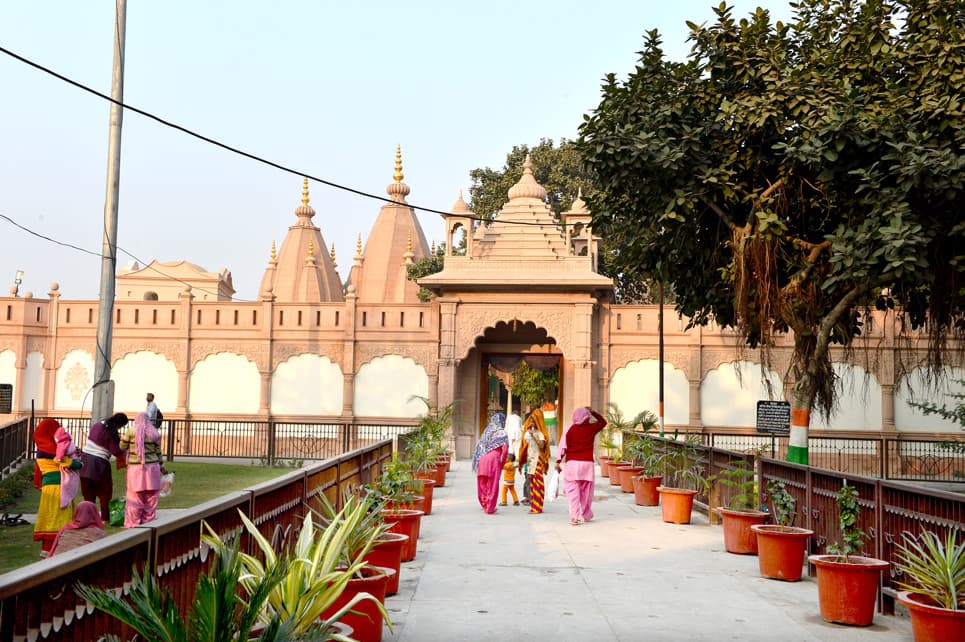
<box><xmin>459</xmin><ymin>319</ymin><xmax>563</xmax><ymax>444</ymax></box>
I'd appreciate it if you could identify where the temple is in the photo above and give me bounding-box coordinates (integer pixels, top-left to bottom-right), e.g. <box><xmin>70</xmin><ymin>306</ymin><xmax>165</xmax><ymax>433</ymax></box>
<box><xmin>0</xmin><ymin>151</ymin><xmax>960</xmax><ymax>456</ymax></box>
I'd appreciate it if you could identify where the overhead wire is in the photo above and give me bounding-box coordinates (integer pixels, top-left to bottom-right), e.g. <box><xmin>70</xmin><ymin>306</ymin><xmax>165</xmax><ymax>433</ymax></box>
<box><xmin>0</xmin><ymin>44</ymin><xmax>584</xmax><ymax>229</ymax></box>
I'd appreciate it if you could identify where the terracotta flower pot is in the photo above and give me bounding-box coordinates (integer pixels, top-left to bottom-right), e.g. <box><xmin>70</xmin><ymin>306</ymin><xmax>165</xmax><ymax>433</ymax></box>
<box><xmin>363</xmin><ymin>532</ymin><xmax>409</xmax><ymax>595</ymax></box>
<box><xmin>436</xmin><ymin>454</ymin><xmax>451</xmax><ymax>473</ymax></box>
<box><xmin>432</xmin><ymin>463</ymin><xmax>446</xmax><ymax>487</ymax></box>
<box><xmin>386</xmin><ymin>494</ymin><xmax>425</xmax><ymax>513</ymax></box>
<box><xmin>609</xmin><ymin>463</ymin><xmax>632</xmax><ymax>487</ymax></box>
<box><xmin>381</xmin><ymin>509</ymin><xmax>424</xmax><ymax>561</ymax></box>
<box><xmin>809</xmin><ymin>554</ymin><xmax>889</xmax><ymax>626</ymax></box>
<box><xmin>715</xmin><ymin>507</ymin><xmax>769</xmax><ymax>555</ymax></box>
<box><xmin>631</xmin><ymin>475</ymin><xmax>662</xmax><ymax>506</ymax></box>
<box><xmin>657</xmin><ymin>487</ymin><xmax>698</xmax><ymax>524</ymax></box>
<box><xmin>412</xmin><ymin>477</ymin><xmax>436</xmax><ymax>515</ymax></box>
<box><xmin>322</xmin><ymin>565</ymin><xmax>394</xmax><ymax>642</ymax></box>
<box><xmin>599</xmin><ymin>456</ymin><xmax>614</xmax><ymax>477</ymax></box>
<box><xmin>751</xmin><ymin>524</ymin><xmax>813</xmax><ymax>581</ymax></box>
<box><xmin>619</xmin><ymin>465</ymin><xmax>644</xmax><ymax>493</ymax></box>
<box><xmin>898</xmin><ymin>591</ymin><xmax>965</xmax><ymax>642</ymax></box>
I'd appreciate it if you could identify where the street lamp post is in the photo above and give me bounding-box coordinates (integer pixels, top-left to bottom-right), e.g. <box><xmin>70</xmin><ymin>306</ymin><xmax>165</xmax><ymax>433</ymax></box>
<box><xmin>13</xmin><ymin>270</ymin><xmax>23</xmax><ymax>296</ymax></box>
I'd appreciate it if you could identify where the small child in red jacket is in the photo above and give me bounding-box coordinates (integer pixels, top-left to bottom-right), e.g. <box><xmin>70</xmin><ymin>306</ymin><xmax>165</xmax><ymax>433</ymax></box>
<box><xmin>499</xmin><ymin>453</ymin><xmax>520</xmax><ymax>506</ymax></box>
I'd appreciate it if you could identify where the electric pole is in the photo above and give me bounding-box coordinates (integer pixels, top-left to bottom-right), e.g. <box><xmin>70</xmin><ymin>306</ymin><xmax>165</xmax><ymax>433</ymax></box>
<box><xmin>92</xmin><ymin>0</ymin><xmax>127</xmax><ymax>421</ymax></box>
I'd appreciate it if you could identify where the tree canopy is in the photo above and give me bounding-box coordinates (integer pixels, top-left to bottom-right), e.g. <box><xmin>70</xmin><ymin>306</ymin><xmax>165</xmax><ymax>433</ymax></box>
<box><xmin>578</xmin><ymin>0</ymin><xmax>964</xmax><ymax>431</ymax></box>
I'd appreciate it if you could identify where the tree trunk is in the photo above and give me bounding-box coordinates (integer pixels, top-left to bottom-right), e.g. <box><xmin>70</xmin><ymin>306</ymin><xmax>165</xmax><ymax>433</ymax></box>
<box><xmin>787</xmin><ymin>373</ymin><xmax>818</xmax><ymax>465</ymax></box>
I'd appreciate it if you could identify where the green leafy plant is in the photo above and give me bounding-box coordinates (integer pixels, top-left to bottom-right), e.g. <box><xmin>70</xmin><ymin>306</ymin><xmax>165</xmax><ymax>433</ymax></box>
<box><xmin>715</xmin><ymin>459</ymin><xmax>759</xmax><ymax>512</ymax></box>
<box><xmin>310</xmin><ymin>489</ymin><xmax>390</xmax><ymax>573</ymax></box>
<box><xmin>895</xmin><ymin>528</ymin><xmax>965</xmax><ymax>610</ymax></box>
<box><xmin>765</xmin><ymin>479</ymin><xmax>799</xmax><ymax>529</ymax></box>
<box><xmin>826</xmin><ymin>483</ymin><xmax>868</xmax><ymax>562</ymax></box>
<box><xmin>238</xmin><ymin>505</ymin><xmax>392</xmax><ymax>638</ymax></box>
<box><xmin>621</xmin><ymin>433</ymin><xmax>661</xmax><ymax>476</ymax></box>
<box><xmin>373</xmin><ymin>454</ymin><xmax>418</xmax><ymax>504</ymax></box>
<box><xmin>602</xmin><ymin>403</ymin><xmax>655</xmax><ymax>460</ymax></box>
<box><xmin>75</xmin><ymin>521</ymin><xmax>304</xmax><ymax>642</ymax></box>
<box><xmin>656</xmin><ymin>434</ymin><xmax>710</xmax><ymax>493</ymax></box>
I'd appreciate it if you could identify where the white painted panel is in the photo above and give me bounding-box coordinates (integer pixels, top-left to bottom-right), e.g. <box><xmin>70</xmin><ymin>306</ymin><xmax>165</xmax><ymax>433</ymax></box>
<box><xmin>895</xmin><ymin>367</ymin><xmax>965</xmax><ymax>433</ymax></box>
<box><xmin>701</xmin><ymin>360</ymin><xmax>782</xmax><ymax>427</ymax></box>
<box><xmin>270</xmin><ymin>354</ymin><xmax>343</xmax><ymax>415</ymax></box>
<box><xmin>189</xmin><ymin>353</ymin><xmax>260</xmax><ymax>414</ymax></box>
<box><xmin>55</xmin><ymin>349</ymin><xmax>94</xmax><ymax>411</ymax></box>
<box><xmin>354</xmin><ymin>355</ymin><xmax>428</xmax><ymax>417</ymax></box>
<box><xmin>811</xmin><ymin>364</ymin><xmax>882</xmax><ymax>430</ymax></box>
<box><xmin>111</xmin><ymin>351</ymin><xmax>179</xmax><ymax>417</ymax></box>
<box><xmin>608</xmin><ymin>359</ymin><xmax>689</xmax><ymax>424</ymax></box>
<box><xmin>22</xmin><ymin>352</ymin><xmax>44</xmax><ymax>410</ymax></box>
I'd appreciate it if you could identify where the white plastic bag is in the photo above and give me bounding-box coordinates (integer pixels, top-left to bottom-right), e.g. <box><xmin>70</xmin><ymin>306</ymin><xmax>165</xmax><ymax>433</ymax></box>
<box><xmin>547</xmin><ymin>467</ymin><xmax>562</xmax><ymax>501</ymax></box>
<box><xmin>159</xmin><ymin>472</ymin><xmax>175</xmax><ymax>498</ymax></box>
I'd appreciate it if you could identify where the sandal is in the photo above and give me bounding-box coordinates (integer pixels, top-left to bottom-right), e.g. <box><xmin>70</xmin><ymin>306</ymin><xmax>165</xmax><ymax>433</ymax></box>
<box><xmin>570</xmin><ymin>518</ymin><xmax>582</xmax><ymax>526</ymax></box>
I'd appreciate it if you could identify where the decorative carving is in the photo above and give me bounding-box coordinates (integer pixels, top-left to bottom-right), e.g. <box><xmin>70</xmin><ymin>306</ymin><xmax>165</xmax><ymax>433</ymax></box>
<box><xmin>273</xmin><ymin>342</ymin><xmax>344</xmax><ymax>367</ymax></box>
<box><xmin>64</xmin><ymin>361</ymin><xmax>91</xmax><ymax>401</ymax></box>
<box><xmin>191</xmin><ymin>343</ymin><xmax>266</xmax><ymax>369</ymax></box>
<box><xmin>454</xmin><ymin>306</ymin><xmax>574</xmax><ymax>359</ymax></box>
<box><xmin>355</xmin><ymin>342</ymin><xmax>436</xmax><ymax>370</ymax></box>
<box><xmin>112</xmin><ymin>341</ymin><xmax>176</xmax><ymax>362</ymax></box>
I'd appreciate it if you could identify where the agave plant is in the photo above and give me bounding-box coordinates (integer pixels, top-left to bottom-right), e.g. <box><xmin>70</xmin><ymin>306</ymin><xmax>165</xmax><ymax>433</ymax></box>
<box><xmin>237</xmin><ymin>505</ymin><xmax>393</xmax><ymax>638</ymax></box>
<box><xmin>895</xmin><ymin>528</ymin><xmax>965</xmax><ymax>610</ymax></box>
<box><xmin>75</xmin><ymin>521</ymin><xmax>302</xmax><ymax>642</ymax></box>
<box><xmin>310</xmin><ymin>488</ymin><xmax>391</xmax><ymax>570</ymax></box>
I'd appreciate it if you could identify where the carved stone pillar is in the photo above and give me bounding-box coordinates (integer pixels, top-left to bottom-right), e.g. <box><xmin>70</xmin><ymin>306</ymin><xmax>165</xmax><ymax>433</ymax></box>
<box><xmin>881</xmin><ymin>384</ymin><xmax>896</xmax><ymax>432</ymax></box>
<box><xmin>688</xmin><ymin>379</ymin><xmax>702</xmax><ymax>428</ymax></box>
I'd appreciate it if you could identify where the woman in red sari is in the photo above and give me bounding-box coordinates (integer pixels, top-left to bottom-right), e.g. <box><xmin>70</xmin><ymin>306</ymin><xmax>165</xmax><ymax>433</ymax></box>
<box><xmin>473</xmin><ymin>412</ymin><xmax>508</xmax><ymax>514</ymax></box>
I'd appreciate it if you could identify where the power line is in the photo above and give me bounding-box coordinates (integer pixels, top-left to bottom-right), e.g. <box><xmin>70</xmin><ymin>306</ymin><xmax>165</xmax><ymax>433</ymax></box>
<box><xmin>0</xmin><ymin>211</ymin><xmax>257</xmax><ymax>302</ymax></box>
<box><xmin>0</xmin><ymin>44</ymin><xmax>584</xmax><ymax>229</ymax></box>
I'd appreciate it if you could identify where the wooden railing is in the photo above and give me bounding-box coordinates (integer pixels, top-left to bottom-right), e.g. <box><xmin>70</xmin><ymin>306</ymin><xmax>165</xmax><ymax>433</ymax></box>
<box><xmin>0</xmin><ymin>440</ymin><xmax>394</xmax><ymax>641</ymax></box>
<box><xmin>0</xmin><ymin>418</ymin><xmax>29</xmax><ymax>476</ymax></box>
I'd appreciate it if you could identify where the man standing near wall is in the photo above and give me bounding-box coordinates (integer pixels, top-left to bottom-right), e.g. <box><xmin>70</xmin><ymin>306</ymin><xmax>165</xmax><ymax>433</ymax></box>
<box><xmin>145</xmin><ymin>393</ymin><xmax>158</xmax><ymax>426</ymax></box>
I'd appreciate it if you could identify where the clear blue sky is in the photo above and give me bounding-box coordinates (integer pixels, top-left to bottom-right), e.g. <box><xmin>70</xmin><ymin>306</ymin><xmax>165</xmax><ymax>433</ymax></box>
<box><xmin>0</xmin><ymin>1</ymin><xmax>793</xmax><ymax>300</ymax></box>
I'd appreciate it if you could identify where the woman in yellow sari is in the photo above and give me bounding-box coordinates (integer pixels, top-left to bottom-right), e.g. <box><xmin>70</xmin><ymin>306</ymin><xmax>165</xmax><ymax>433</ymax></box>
<box><xmin>33</xmin><ymin>419</ymin><xmax>80</xmax><ymax>556</ymax></box>
<box><xmin>519</xmin><ymin>407</ymin><xmax>551</xmax><ymax>514</ymax></box>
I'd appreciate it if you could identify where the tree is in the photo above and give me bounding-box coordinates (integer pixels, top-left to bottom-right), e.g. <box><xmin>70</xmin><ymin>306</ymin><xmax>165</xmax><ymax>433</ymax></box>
<box><xmin>578</xmin><ymin>0</ymin><xmax>965</xmax><ymax>464</ymax></box>
<box><xmin>508</xmin><ymin>362</ymin><xmax>559</xmax><ymax>409</ymax></box>
<box><xmin>406</xmin><ymin>243</ymin><xmax>446</xmax><ymax>302</ymax></box>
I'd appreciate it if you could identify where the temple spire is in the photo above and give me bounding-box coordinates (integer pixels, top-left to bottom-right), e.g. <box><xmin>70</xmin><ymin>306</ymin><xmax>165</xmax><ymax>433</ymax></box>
<box><xmin>386</xmin><ymin>145</ymin><xmax>411</xmax><ymax>202</ymax></box>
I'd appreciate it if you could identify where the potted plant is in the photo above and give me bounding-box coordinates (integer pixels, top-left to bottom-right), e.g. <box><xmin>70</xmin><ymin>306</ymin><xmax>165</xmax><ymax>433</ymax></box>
<box><xmin>751</xmin><ymin>479</ymin><xmax>814</xmax><ymax>581</ymax></box>
<box><xmin>598</xmin><ymin>402</ymin><xmax>624</xmax><ymax>477</ymax></box>
<box><xmin>624</xmin><ymin>432</ymin><xmax>662</xmax><ymax>506</ymax></box>
<box><xmin>375</xmin><ymin>454</ymin><xmax>424</xmax><ymax>511</ymax></box>
<box><xmin>655</xmin><ymin>434</ymin><xmax>711</xmax><ymax>524</ymax></box>
<box><xmin>75</xmin><ymin>515</ymin><xmax>368</xmax><ymax>641</ymax></box>
<box><xmin>713</xmin><ymin>458</ymin><xmax>768</xmax><ymax>555</ymax></box>
<box><xmin>894</xmin><ymin>528</ymin><xmax>964</xmax><ymax>641</ymax></box>
<box><xmin>808</xmin><ymin>483</ymin><xmax>889</xmax><ymax>626</ymax></box>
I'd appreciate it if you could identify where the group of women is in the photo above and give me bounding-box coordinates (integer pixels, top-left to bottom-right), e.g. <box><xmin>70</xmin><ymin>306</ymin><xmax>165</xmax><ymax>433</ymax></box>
<box><xmin>474</xmin><ymin>404</ymin><xmax>607</xmax><ymax>525</ymax></box>
<box><xmin>33</xmin><ymin>411</ymin><xmax>163</xmax><ymax>556</ymax></box>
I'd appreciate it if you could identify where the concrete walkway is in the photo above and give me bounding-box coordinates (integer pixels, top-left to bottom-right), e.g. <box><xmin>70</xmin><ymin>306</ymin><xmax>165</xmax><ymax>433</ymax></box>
<box><xmin>383</xmin><ymin>459</ymin><xmax>913</xmax><ymax>642</ymax></box>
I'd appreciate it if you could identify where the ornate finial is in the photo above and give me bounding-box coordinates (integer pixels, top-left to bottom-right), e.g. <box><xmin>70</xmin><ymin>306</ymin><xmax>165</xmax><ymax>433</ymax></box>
<box><xmin>330</xmin><ymin>243</ymin><xmax>336</xmax><ymax>263</ymax></box>
<box><xmin>431</xmin><ymin>240</ymin><xmax>436</xmax><ymax>255</ymax></box>
<box><xmin>393</xmin><ymin>144</ymin><xmax>404</xmax><ymax>183</ymax></box>
<box><xmin>301</xmin><ymin>177</ymin><xmax>310</xmax><ymax>206</ymax></box>
<box><xmin>578</xmin><ymin>186</ymin><xmax>583</xmax><ymax>198</ymax></box>
<box><xmin>523</xmin><ymin>154</ymin><xmax>533</xmax><ymax>173</ymax></box>
<box><xmin>307</xmin><ymin>240</ymin><xmax>315</xmax><ymax>258</ymax></box>
<box><xmin>356</xmin><ymin>233</ymin><xmax>363</xmax><ymax>257</ymax></box>
<box><xmin>270</xmin><ymin>240</ymin><xmax>277</xmax><ymax>262</ymax></box>
<box><xmin>406</xmin><ymin>232</ymin><xmax>412</xmax><ymax>254</ymax></box>
<box><xmin>507</xmin><ymin>153</ymin><xmax>547</xmax><ymax>201</ymax></box>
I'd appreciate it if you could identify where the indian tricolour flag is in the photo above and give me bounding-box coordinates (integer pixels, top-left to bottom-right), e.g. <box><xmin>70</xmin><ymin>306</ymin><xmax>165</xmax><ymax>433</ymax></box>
<box><xmin>786</xmin><ymin>408</ymin><xmax>809</xmax><ymax>465</ymax></box>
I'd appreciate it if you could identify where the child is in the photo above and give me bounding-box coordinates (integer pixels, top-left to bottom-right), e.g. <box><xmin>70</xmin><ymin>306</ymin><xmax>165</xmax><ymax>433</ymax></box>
<box><xmin>500</xmin><ymin>453</ymin><xmax>520</xmax><ymax>506</ymax></box>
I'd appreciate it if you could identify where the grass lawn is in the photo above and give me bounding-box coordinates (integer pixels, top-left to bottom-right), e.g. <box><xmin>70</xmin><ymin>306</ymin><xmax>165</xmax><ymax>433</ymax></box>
<box><xmin>0</xmin><ymin>462</ymin><xmax>296</xmax><ymax>574</ymax></box>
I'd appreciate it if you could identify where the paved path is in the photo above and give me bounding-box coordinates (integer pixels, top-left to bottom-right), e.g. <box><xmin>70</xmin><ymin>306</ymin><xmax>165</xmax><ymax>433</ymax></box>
<box><xmin>383</xmin><ymin>459</ymin><xmax>913</xmax><ymax>642</ymax></box>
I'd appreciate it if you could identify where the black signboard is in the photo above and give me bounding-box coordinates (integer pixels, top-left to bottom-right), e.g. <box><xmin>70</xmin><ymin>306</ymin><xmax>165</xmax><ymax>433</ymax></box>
<box><xmin>756</xmin><ymin>400</ymin><xmax>790</xmax><ymax>435</ymax></box>
<box><xmin>0</xmin><ymin>384</ymin><xmax>11</xmax><ymax>414</ymax></box>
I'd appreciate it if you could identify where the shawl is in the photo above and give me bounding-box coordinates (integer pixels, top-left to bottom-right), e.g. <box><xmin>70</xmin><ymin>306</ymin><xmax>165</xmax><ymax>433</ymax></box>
<box><xmin>472</xmin><ymin>412</ymin><xmax>508</xmax><ymax>472</ymax></box>
<box><xmin>519</xmin><ymin>408</ymin><xmax>551</xmax><ymax>469</ymax></box>
<box><xmin>133</xmin><ymin>412</ymin><xmax>161</xmax><ymax>460</ymax></box>
<box><xmin>33</xmin><ymin>419</ymin><xmax>60</xmax><ymax>489</ymax></box>
<box><xmin>49</xmin><ymin>502</ymin><xmax>105</xmax><ymax>556</ymax></box>
<box><xmin>572</xmin><ymin>407</ymin><xmax>592</xmax><ymax>425</ymax></box>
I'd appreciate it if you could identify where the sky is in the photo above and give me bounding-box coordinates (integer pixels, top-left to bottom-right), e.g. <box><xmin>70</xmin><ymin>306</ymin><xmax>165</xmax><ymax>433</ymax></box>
<box><xmin>0</xmin><ymin>1</ymin><xmax>794</xmax><ymax>301</ymax></box>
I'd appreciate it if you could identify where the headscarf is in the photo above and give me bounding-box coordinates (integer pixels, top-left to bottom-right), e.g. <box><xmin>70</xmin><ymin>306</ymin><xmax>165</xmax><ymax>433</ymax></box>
<box><xmin>572</xmin><ymin>407</ymin><xmax>592</xmax><ymax>425</ymax></box>
<box><xmin>33</xmin><ymin>418</ymin><xmax>60</xmax><ymax>488</ymax></box>
<box><xmin>472</xmin><ymin>412</ymin><xmax>508</xmax><ymax>472</ymax></box>
<box><xmin>520</xmin><ymin>408</ymin><xmax>552</xmax><ymax>469</ymax></box>
<box><xmin>65</xmin><ymin>500</ymin><xmax>104</xmax><ymax>530</ymax></box>
<box><xmin>133</xmin><ymin>412</ymin><xmax>160</xmax><ymax>460</ymax></box>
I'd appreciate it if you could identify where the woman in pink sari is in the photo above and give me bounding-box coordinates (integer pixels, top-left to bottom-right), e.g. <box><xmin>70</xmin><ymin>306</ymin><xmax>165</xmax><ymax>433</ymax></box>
<box><xmin>556</xmin><ymin>406</ymin><xmax>607</xmax><ymax>525</ymax></box>
<box><xmin>119</xmin><ymin>412</ymin><xmax>163</xmax><ymax>527</ymax></box>
<box><xmin>49</xmin><ymin>501</ymin><xmax>105</xmax><ymax>556</ymax></box>
<box><xmin>473</xmin><ymin>412</ymin><xmax>508</xmax><ymax>514</ymax></box>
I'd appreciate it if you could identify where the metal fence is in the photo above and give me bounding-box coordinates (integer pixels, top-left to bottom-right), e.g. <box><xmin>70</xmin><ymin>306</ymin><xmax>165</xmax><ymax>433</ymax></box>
<box><xmin>0</xmin><ymin>439</ymin><xmax>394</xmax><ymax>641</ymax></box>
<box><xmin>0</xmin><ymin>418</ymin><xmax>29</xmax><ymax>476</ymax></box>
<box><xmin>758</xmin><ymin>457</ymin><xmax>965</xmax><ymax>614</ymax></box>
<box><xmin>656</xmin><ymin>430</ymin><xmax>965</xmax><ymax>483</ymax></box>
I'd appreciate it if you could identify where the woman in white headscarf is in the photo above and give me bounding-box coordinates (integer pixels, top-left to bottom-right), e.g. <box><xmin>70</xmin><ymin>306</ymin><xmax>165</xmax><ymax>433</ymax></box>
<box><xmin>120</xmin><ymin>412</ymin><xmax>163</xmax><ymax>527</ymax></box>
<box><xmin>473</xmin><ymin>412</ymin><xmax>508</xmax><ymax>514</ymax></box>
<box><xmin>556</xmin><ymin>406</ymin><xmax>607</xmax><ymax>525</ymax></box>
